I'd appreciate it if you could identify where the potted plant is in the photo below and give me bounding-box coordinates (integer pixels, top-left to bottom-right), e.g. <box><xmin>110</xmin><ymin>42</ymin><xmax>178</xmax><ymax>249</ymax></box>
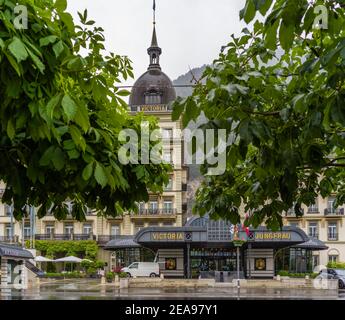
<box><xmin>106</xmin><ymin>272</ymin><xmax>114</xmax><ymax>283</ymax></box>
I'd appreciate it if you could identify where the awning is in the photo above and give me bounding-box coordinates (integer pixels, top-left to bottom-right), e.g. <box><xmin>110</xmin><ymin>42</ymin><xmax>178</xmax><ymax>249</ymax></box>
<box><xmin>0</xmin><ymin>244</ymin><xmax>34</xmax><ymax>259</ymax></box>
<box><xmin>105</xmin><ymin>237</ymin><xmax>141</xmax><ymax>250</ymax></box>
<box><xmin>293</xmin><ymin>238</ymin><xmax>328</xmax><ymax>250</ymax></box>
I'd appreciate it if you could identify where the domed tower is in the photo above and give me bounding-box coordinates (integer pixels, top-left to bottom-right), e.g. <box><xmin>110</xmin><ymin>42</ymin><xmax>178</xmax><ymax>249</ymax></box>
<box><xmin>129</xmin><ymin>24</ymin><xmax>176</xmax><ymax>112</ymax></box>
<box><xmin>126</xmin><ymin>1</ymin><xmax>187</xmax><ymax>238</ymax></box>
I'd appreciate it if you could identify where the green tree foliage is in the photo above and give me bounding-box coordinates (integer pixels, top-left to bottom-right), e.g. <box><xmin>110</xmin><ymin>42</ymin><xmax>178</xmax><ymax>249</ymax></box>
<box><xmin>0</xmin><ymin>0</ymin><xmax>170</xmax><ymax>220</ymax></box>
<box><xmin>173</xmin><ymin>0</ymin><xmax>345</xmax><ymax>230</ymax></box>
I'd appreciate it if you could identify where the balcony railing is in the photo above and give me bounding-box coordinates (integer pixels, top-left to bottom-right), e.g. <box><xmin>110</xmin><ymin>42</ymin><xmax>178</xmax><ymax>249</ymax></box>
<box><xmin>324</xmin><ymin>208</ymin><xmax>345</xmax><ymax>216</ymax></box>
<box><xmin>0</xmin><ymin>236</ymin><xmax>19</xmax><ymax>243</ymax></box>
<box><xmin>328</xmin><ymin>233</ymin><xmax>338</xmax><ymax>241</ymax></box>
<box><xmin>134</xmin><ymin>209</ymin><xmax>177</xmax><ymax>216</ymax></box>
<box><xmin>35</xmin><ymin>234</ymin><xmax>95</xmax><ymax>241</ymax></box>
<box><xmin>286</xmin><ymin>208</ymin><xmax>305</xmax><ymax>216</ymax></box>
<box><xmin>307</xmin><ymin>207</ymin><xmax>319</xmax><ymax>214</ymax></box>
<box><xmin>97</xmin><ymin>235</ymin><xmax>132</xmax><ymax>245</ymax></box>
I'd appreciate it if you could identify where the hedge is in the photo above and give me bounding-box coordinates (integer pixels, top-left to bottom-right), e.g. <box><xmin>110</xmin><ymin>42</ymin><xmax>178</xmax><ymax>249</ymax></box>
<box><xmin>25</xmin><ymin>240</ymin><xmax>98</xmax><ymax>260</ymax></box>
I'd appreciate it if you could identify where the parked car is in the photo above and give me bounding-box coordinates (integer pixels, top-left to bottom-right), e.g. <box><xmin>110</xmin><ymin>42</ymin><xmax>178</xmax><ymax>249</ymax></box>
<box><xmin>121</xmin><ymin>262</ymin><xmax>160</xmax><ymax>278</ymax></box>
<box><xmin>318</xmin><ymin>268</ymin><xmax>345</xmax><ymax>289</ymax></box>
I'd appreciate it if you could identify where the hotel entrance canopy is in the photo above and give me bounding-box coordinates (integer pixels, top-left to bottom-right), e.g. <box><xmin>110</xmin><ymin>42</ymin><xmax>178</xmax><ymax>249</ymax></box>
<box><xmin>134</xmin><ymin>223</ymin><xmax>310</xmax><ymax>249</ymax></box>
<box><xmin>0</xmin><ymin>244</ymin><xmax>34</xmax><ymax>259</ymax></box>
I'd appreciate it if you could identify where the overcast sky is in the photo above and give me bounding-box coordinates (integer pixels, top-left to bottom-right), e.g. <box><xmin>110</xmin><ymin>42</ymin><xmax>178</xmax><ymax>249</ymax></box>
<box><xmin>67</xmin><ymin>0</ymin><xmax>247</xmax><ymax>85</ymax></box>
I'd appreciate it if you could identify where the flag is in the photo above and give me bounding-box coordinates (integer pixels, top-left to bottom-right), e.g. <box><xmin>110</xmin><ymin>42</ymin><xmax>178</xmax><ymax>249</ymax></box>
<box><xmin>153</xmin><ymin>0</ymin><xmax>156</xmax><ymax>11</ymax></box>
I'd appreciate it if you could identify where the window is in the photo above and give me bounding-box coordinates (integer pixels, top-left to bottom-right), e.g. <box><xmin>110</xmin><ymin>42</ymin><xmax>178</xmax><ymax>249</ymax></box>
<box><xmin>111</xmin><ymin>225</ymin><xmax>120</xmax><ymax>237</ymax></box>
<box><xmin>149</xmin><ymin>201</ymin><xmax>158</xmax><ymax>214</ymax></box>
<box><xmin>164</xmin><ymin>177</ymin><xmax>173</xmax><ymax>191</ymax></box>
<box><xmin>328</xmin><ymin>197</ymin><xmax>336</xmax><ymax>214</ymax></box>
<box><xmin>308</xmin><ymin>200</ymin><xmax>319</xmax><ymax>213</ymax></box>
<box><xmin>308</xmin><ymin>222</ymin><xmax>318</xmax><ymax>239</ymax></box>
<box><xmin>45</xmin><ymin>225</ymin><xmax>55</xmax><ymax>235</ymax></box>
<box><xmin>129</xmin><ymin>263</ymin><xmax>139</xmax><ymax>269</ymax></box>
<box><xmin>312</xmin><ymin>255</ymin><xmax>319</xmax><ymax>269</ymax></box>
<box><xmin>65</xmin><ymin>201</ymin><xmax>73</xmax><ymax>214</ymax></box>
<box><xmin>163</xmin><ymin>200</ymin><xmax>173</xmax><ymax>214</ymax></box>
<box><xmin>4</xmin><ymin>205</ymin><xmax>12</xmax><ymax>217</ymax></box>
<box><xmin>328</xmin><ymin>255</ymin><xmax>338</xmax><ymax>263</ymax></box>
<box><xmin>83</xmin><ymin>224</ymin><xmax>93</xmax><ymax>235</ymax></box>
<box><xmin>328</xmin><ymin>222</ymin><xmax>338</xmax><ymax>241</ymax></box>
<box><xmin>138</xmin><ymin>202</ymin><xmax>145</xmax><ymax>213</ymax></box>
<box><xmin>162</xmin><ymin>129</ymin><xmax>173</xmax><ymax>144</ymax></box>
<box><xmin>64</xmin><ymin>224</ymin><xmax>74</xmax><ymax>235</ymax></box>
<box><xmin>163</xmin><ymin>151</ymin><xmax>171</xmax><ymax>164</ymax></box>
<box><xmin>145</xmin><ymin>92</ymin><xmax>162</xmax><ymax>105</ymax></box>
<box><xmin>24</xmin><ymin>224</ymin><xmax>31</xmax><ymax>239</ymax></box>
<box><xmin>5</xmin><ymin>224</ymin><xmax>12</xmax><ymax>238</ymax></box>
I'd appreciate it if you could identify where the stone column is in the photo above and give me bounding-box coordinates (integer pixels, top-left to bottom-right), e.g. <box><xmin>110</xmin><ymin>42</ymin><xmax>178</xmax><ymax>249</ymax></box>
<box><xmin>0</xmin><ymin>258</ymin><xmax>10</xmax><ymax>298</ymax></box>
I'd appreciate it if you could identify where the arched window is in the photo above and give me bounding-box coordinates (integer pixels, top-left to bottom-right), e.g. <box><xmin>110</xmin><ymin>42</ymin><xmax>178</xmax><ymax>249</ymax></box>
<box><xmin>145</xmin><ymin>91</ymin><xmax>162</xmax><ymax>105</ymax></box>
<box><xmin>152</xmin><ymin>53</ymin><xmax>157</xmax><ymax>64</ymax></box>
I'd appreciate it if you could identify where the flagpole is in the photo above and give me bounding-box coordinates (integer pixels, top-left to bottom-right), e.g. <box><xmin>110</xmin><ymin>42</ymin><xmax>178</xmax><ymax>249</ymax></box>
<box><xmin>153</xmin><ymin>0</ymin><xmax>156</xmax><ymax>25</ymax></box>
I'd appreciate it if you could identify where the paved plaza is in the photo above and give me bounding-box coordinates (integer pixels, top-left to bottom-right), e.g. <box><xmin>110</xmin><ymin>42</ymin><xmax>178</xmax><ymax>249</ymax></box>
<box><xmin>1</xmin><ymin>279</ymin><xmax>344</xmax><ymax>300</ymax></box>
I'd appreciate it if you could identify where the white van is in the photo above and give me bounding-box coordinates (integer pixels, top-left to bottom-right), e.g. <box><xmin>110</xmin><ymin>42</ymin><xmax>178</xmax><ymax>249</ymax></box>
<box><xmin>121</xmin><ymin>262</ymin><xmax>160</xmax><ymax>278</ymax></box>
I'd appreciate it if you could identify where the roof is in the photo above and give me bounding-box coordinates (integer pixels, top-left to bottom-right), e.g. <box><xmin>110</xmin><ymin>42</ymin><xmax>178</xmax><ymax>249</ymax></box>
<box><xmin>104</xmin><ymin>237</ymin><xmax>141</xmax><ymax>250</ymax></box>
<box><xmin>129</xmin><ymin>69</ymin><xmax>176</xmax><ymax>106</ymax></box>
<box><xmin>0</xmin><ymin>244</ymin><xmax>34</xmax><ymax>259</ymax></box>
<box><xmin>293</xmin><ymin>238</ymin><xmax>329</xmax><ymax>250</ymax></box>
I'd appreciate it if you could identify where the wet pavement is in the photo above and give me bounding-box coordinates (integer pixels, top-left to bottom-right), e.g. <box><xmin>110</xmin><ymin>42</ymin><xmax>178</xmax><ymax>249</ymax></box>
<box><xmin>1</xmin><ymin>279</ymin><xmax>344</xmax><ymax>300</ymax></box>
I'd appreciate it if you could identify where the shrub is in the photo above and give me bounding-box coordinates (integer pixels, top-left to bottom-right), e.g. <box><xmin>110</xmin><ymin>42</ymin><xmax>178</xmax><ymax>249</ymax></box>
<box><xmin>106</xmin><ymin>272</ymin><xmax>114</xmax><ymax>280</ymax></box>
<box><xmin>277</xmin><ymin>271</ymin><xmax>318</xmax><ymax>278</ymax></box>
<box><xmin>327</xmin><ymin>262</ymin><xmax>345</xmax><ymax>269</ymax></box>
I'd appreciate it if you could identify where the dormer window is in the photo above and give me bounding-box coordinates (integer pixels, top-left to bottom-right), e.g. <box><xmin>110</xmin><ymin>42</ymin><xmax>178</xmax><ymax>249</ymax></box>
<box><xmin>145</xmin><ymin>91</ymin><xmax>162</xmax><ymax>105</ymax></box>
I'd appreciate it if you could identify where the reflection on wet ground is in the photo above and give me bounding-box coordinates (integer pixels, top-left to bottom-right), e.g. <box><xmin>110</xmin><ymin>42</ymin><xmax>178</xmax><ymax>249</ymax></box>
<box><xmin>1</xmin><ymin>279</ymin><xmax>344</xmax><ymax>300</ymax></box>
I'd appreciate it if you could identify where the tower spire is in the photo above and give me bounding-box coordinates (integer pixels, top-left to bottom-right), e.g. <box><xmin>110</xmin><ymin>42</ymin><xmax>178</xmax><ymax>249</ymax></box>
<box><xmin>148</xmin><ymin>0</ymin><xmax>161</xmax><ymax>70</ymax></box>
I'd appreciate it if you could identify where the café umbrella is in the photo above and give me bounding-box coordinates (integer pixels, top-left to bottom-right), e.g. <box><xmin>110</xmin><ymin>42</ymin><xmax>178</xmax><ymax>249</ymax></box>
<box><xmin>35</xmin><ymin>256</ymin><xmax>53</xmax><ymax>262</ymax></box>
<box><xmin>54</xmin><ymin>256</ymin><xmax>83</xmax><ymax>272</ymax></box>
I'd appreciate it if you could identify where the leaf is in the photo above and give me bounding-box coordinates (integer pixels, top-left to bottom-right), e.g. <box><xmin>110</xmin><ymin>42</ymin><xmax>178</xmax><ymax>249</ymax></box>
<box><xmin>39</xmin><ymin>146</ymin><xmax>56</xmax><ymax>166</ymax></box>
<box><xmin>8</xmin><ymin>37</ymin><xmax>28</xmax><ymax>62</ymax></box>
<box><xmin>46</xmin><ymin>94</ymin><xmax>62</xmax><ymax>119</ymax></box>
<box><xmin>51</xmin><ymin>147</ymin><xmax>65</xmax><ymax>171</ymax></box>
<box><xmin>265</xmin><ymin>20</ymin><xmax>279</xmax><ymax>50</ymax></box>
<box><xmin>53</xmin><ymin>40</ymin><xmax>64</xmax><ymax>58</ymax></box>
<box><xmin>292</xmin><ymin>94</ymin><xmax>306</xmax><ymax>113</ymax></box>
<box><xmin>116</xmin><ymin>90</ymin><xmax>130</xmax><ymax>96</ymax></box>
<box><xmin>94</xmin><ymin>162</ymin><xmax>108</xmax><ymax>188</ymax></box>
<box><xmin>26</xmin><ymin>48</ymin><xmax>45</xmax><ymax>73</ymax></box>
<box><xmin>40</xmin><ymin>35</ymin><xmax>58</xmax><ymax>47</ymax></box>
<box><xmin>255</xmin><ymin>0</ymin><xmax>273</xmax><ymax>16</ymax></box>
<box><xmin>62</xmin><ymin>95</ymin><xmax>77</xmax><ymax>121</ymax></box>
<box><xmin>4</xmin><ymin>52</ymin><xmax>21</xmax><ymax>76</ymax></box>
<box><xmin>55</xmin><ymin>0</ymin><xmax>67</xmax><ymax>12</ymax></box>
<box><xmin>240</xmin><ymin>0</ymin><xmax>256</xmax><ymax>24</ymax></box>
<box><xmin>74</xmin><ymin>103</ymin><xmax>90</xmax><ymax>132</ymax></box>
<box><xmin>69</xmin><ymin>125</ymin><xmax>86</xmax><ymax>151</ymax></box>
<box><xmin>7</xmin><ymin>120</ymin><xmax>15</xmax><ymax>140</ymax></box>
<box><xmin>82</xmin><ymin>162</ymin><xmax>94</xmax><ymax>181</ymax></box>
<box><xmin>279</xmin><ymin>22</ymin><xmax>295</xmax><ymax>51</ymax></box>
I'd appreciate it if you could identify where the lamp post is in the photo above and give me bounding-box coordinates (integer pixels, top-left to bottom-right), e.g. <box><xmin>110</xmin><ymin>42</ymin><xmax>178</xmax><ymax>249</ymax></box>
<box><xmin>10</xmin><ymin>204</ymin><xmax>14</xmax><ymax>244</ymax></box>
<box><xmin>232</xmin><ymin>224</ymin><xmax>248</xmax><ymax>300</ymax></box>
